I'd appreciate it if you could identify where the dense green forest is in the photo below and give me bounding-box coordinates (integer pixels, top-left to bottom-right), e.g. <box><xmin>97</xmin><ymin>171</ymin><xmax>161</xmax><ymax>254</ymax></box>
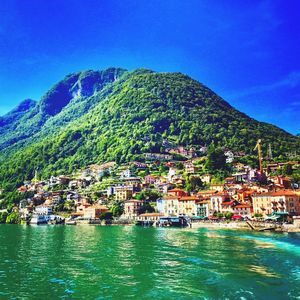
<box><xmin>0</xmin><ymin>68</ymin><xmax>299</xmax><ymax>188</ymax></box>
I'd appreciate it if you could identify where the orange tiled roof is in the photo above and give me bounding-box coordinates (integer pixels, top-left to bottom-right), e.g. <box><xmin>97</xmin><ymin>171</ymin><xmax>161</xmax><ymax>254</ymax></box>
<box><xmin>162</xmin><ymin>195</ymin><xmax>179</xmax><ymax>200</ymax></box>
<box><xmin>168</xmin><ymin>188</ymin><xmax>185</xmax><ymax>192</ymax></box>
<box><xmin>71</xmin><ymin>212</ymin><xmax>84</xmax><ymax>216</ymax></box>
<box><xmin>197</xmin><ymin>190</ymin><xmax>216</xmax><ymax>195</ymax></box>
<box><xmin>196</xmin><ymin>200</ymin><xmax>210</xmax><ymax>204</ymax></box>
<box><xmin>139</xmin><ymin>213</ymin><xmax>164</xmax><ymax>217</ymax></box>
<box><xmin>163</xmin><ymin>195</ymin><xmax>179</xmax><ymax>200</ymax></box>
<box><xmin>271</xmin><ymin>190</ymin><xmax>298</xmax><ymax>197</ymax></box>
<box><xmin>125</xmin><ymin>199</ymin><xmax>143</xmax><ymax>203</ymax></box>
<box><xmin>253</xmin><ymin>190</ymin><xmax>298</xmax><ymax>197</ymax></box>
<box><xmin>179</xmin><ymin>196</ymin><xmax>199</xmax><ymax>201</ymax></box>
<box><xmin>235</xmin><ymin>204</ymin><xmax>252</xmax><ymax>208</ymax></box>
<box><xmin>212</xmin><ymin>192</ymin><xmax>229</xmax><ymax>196</ymax></box>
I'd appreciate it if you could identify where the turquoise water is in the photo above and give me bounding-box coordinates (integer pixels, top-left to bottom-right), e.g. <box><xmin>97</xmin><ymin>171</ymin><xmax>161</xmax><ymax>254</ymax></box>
<box><xmin>0</xmin><ymin>225</ymin><xmax>299</xmax><ymax>299</ymax></box>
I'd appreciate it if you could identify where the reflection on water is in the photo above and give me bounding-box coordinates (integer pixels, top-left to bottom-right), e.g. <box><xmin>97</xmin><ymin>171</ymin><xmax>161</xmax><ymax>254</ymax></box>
<box><xmin>0</xmin><ymin>225</ymin><xmax>299</xmax><ymax>299</ymax></box>
<box><xmin>238</xmin><ymin>234</ymin><xmax>300</xmax><ymax>256</ymax></box>
<box><xmin>247</xmin><ymin>264</ymin><xmax>281</xmax><ymax>278</ymax></box>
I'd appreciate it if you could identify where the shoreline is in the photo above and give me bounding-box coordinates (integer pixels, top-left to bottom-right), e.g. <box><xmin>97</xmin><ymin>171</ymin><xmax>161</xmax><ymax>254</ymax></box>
<box><xmin>8</xmin><ymin>219</ymin><xmax>300</xmax><ymax>233</ymax></box>
<box><xmin>190</xmin><ymin>220</ymin><xmax>300</xmax><ymax>233</ymax></box>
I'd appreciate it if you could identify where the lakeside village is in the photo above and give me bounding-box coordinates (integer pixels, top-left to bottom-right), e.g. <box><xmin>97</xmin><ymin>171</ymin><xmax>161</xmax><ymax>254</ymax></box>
<box><xmin>1</xmin><ymin>142</ymin><xmax>300</xmax><ymax>232</ymax></box>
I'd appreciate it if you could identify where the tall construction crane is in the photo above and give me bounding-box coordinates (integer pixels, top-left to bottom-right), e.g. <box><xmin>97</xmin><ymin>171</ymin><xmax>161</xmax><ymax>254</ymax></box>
<box><xmin>254</xmin><ymin>139</ymin><xmax>263</xmax><ymax>174</ymax></box>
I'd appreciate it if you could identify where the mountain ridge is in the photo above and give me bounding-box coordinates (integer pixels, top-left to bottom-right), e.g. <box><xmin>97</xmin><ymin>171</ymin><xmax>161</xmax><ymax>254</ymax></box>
<box><xmin>0</xmin><ymin>67</ymin><xmax>299</xmax><ymax>186</ymax></box>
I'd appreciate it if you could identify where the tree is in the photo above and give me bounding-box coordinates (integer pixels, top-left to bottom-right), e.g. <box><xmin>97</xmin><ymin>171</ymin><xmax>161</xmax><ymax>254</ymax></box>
<box><xmin>138</xmin><ymin>202</ymin><xmax>155</xmax><ymax>214</ymax></box>
<box><xmin>100</xmin><ymin>212</ymin><xmax>113</xmax><ymax>220</ymax></box>
<box><xmin>225</xmin><ymin>212</ymin><xmax>233</xmax><ymax>219</ymax></box>
<box><xmin>63</xmin><ymin>200</ymin><xmax>74</xmax><ymax>212</ymax></box>
<box><xmin>176</xmin><ymin>162</ymin><xmax>184</xmax><ymax>170</ymax></box>
<box><xmin>159</xmin><ymin>164</ymin><xmax>168</xmax><ymax>175</ymax></box>
<box><xmin>135</xmin><ymin>190</ymin><xmax>161</xmax><ymax>202</ymax></box>
<box><xmin>205</xmin><ymin>143</ymin><xmax>227</xmax><ymax>172</ymax></box>
<box><xmin>283</xmin><ymin>164</ymin><xmax>293</xmax><ymax>176</ymax></box>
<box><xmin>110</xmin><ymin>201</ymin><xmax>124</xmax><ymax>217</ymax></box>
<box><xmin>189</xmin><ymin>176</ymin><xmax>203</xmax><ymax>191</ymax></box>
<box><xmin>0</xmin><ymin>212</ymin><xmax>8</xmax><ymax>223</ymax></box>
<box><xmin>6</xmin><ymin>211</ymin><xmax>20</xmax><ymax>224</ymax></box>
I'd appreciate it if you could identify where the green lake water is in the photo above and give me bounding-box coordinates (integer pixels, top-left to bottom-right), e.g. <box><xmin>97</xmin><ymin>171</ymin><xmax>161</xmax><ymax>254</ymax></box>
<box><xmin>0</xmin><ymin>225</ymin><xmax>299</xmax><ymax>299</ymax></box>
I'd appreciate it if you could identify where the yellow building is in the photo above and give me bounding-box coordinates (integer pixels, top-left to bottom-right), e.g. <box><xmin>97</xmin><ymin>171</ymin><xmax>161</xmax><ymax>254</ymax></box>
<box><xmin>158</xmin><ymin>195</ymin><xmax>199</xmax><ymax>217</ymax></box>
<box><xmin>210</xmin><ymin>184</ymin><xmax>225</xmax><ymax>192</ymax></box>
<box><xmin>178</xmin><ymin>196</ymin><xmax>198</xmax><ymax>216</ymax></box>
<box><xmin>252</xmin><ymin>190</ymin><xmax>300</xmax><ymax>217</ymax></box>
<box><xmin>114</xmin><ymin>186</ymin><xmax>134</xmax><ymax>201</ymax></box>
<box><xmin>83</xmin><ymin>205</ymin><xmax>109</xmax><ymax>219</ymax></box>
<box><xmin>200</xmin><ymin>174</ymin><xmax>212</xmax><ymax>184</ymax></box>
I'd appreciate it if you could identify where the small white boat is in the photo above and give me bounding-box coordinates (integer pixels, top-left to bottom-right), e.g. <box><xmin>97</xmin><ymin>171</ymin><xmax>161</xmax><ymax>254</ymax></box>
<box><xmin>65</xmin><ymin>218</ymin><xmax>77</xmax><ymax>225</ymax></box>
<box><xmin>30</xmin><ymin>214</ymin><xmax>48</xmax><ymax>225</ymax></box>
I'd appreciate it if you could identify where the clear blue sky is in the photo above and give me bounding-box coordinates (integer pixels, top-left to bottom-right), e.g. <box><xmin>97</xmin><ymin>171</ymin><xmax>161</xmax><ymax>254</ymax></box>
<box><xmin>0</xmin><ymin>0</ymin><xmax>299</xmax><ymax>134</ymax></box>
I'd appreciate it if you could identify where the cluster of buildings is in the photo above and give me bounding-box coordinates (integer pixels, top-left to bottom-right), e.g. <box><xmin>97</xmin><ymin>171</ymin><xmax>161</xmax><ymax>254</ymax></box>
<box><xmin>121</xmin><ymin>185</ymin><xmax>300</xmax><ymax>222</ymax></box>
<box><xmin>14</xmin><ymin>151</ymin><xmax>300</xmax><ymax>224</ymax></box>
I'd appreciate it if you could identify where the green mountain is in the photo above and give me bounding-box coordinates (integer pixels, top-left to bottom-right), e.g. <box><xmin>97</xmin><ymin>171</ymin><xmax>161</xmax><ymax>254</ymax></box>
<box><xmin>0</xmin><ymin>99</ymin><xmax>36</xmax><ymax>140</ymax></box>
<box><xmin>0</xmin><ymin>68</ymin><xmax>299</xmax><ymax>186</ymax></box>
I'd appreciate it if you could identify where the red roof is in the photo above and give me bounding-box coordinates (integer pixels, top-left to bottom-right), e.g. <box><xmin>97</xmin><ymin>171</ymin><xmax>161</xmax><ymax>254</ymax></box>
<box><xmin>222</xmin><ymin>201</ymin><xmax>235</xmax><ymax>206</ymax></box>
<box><xmin>232</xmin><ymin>215</ymin><xmax>243</xmax><ymax>219</ymax></box>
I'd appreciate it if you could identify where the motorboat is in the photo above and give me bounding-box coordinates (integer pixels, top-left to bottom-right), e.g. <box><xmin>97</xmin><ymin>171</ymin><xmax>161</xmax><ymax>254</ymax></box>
<box><xmin>30</xmin><ymin>214</ymin><xmax>48</xmax><ymax>225</ymax></box>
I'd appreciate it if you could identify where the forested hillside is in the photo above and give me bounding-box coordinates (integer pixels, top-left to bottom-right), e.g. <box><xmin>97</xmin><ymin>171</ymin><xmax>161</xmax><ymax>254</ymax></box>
<box><xmin>0</xmin><ymin>68</ymin><xmax>299</xmax><ymax>187</ymax></box>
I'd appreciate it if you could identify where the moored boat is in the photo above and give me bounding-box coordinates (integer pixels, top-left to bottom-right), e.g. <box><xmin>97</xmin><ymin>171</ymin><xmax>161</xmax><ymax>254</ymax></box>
<box><xmin>159</xmin><ymin>216</ymin><xmax>189</xmax><ymax>227</ymax></box>
<box><xmin>49</xmin><ymin>215</ymin><xmax>65</xmax><ymax>225</ymax></box>
<box><xmin>65</xmin><ymin>218</ymin><xmax>77</xmax><ymax>225</ymax></box>
<box><xmin>30</xmin><ymin>214</ymin><xmax>48</xmax><ymax>225</ymax></box>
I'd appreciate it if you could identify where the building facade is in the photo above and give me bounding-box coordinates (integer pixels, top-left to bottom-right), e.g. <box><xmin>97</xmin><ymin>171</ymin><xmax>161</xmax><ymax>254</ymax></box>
<box><xmin>252</xmin><ymin>191</ymin><xmax>300</xmax><ymax>216</ymax></box>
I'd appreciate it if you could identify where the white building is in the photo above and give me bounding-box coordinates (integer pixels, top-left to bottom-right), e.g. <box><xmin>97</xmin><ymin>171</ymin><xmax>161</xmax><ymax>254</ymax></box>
<box><xmin>224</xmin><ymin>151</ymin><xmax>234</xmax><ymax>163</ymax></box>
<box><xmin>35</xmin><ymin>205</ymin><xmax>53</xmax><ymax>215</ymax></box>
<box><xmin>120</xmin><ymin>169</ymin><xmax>132</xmax><ymax>179</ymax></box>
<box><xmin>157</xmin><ymin>196</ymin><xmax>179</xmax><ymax>216</ymax></box>
<box><xmin>167</xmin><ymin>168</ymin><xmax>176</xmax><ymax>182</ymax></box>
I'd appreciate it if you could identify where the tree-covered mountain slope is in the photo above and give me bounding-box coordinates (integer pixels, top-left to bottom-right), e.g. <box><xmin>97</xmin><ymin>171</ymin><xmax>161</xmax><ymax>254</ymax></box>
<box><xmin>0</xmin><ymin>68</ymin><xmax>299</xmax><ymax>186</ymax></box>
<box><xmin>0</xmin><ymin>99</ymin><xmax>36</xmax><ymax>134</ymax></box>
<box><xmin>0</xmin><ymin>68</ymin><xmax>126</xmax><ymax>151</ymax></box>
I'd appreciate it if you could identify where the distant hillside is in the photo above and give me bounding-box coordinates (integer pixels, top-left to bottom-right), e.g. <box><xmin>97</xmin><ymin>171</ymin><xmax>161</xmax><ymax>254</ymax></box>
<box><xmin>0</xmin><ymin>99</ymin><xmax>36</xmax><ymax>130</ymax></box>
<box><xmin>0</xmin><ymin>68</ymin><xmax>126</xmax><ymax>152</ymax></box>
<box><xmin>0</xmin><ymin>68</ymin><xmax>299</xmax><ymax>186</ymax></box>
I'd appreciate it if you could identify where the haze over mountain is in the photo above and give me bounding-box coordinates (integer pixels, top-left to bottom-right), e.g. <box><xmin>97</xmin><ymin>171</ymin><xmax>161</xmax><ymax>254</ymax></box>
<box><xmin>0</xmin><ymin>68</ymin><xmax>299</xmax><ymax>186</ymax></box>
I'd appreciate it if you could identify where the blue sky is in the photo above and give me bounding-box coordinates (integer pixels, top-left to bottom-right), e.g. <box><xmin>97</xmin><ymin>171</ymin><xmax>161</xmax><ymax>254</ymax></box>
<box><xmin>0</xmin><ymin>0</ymin><xmax>299</xmax><ymax>134</ymax></box>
